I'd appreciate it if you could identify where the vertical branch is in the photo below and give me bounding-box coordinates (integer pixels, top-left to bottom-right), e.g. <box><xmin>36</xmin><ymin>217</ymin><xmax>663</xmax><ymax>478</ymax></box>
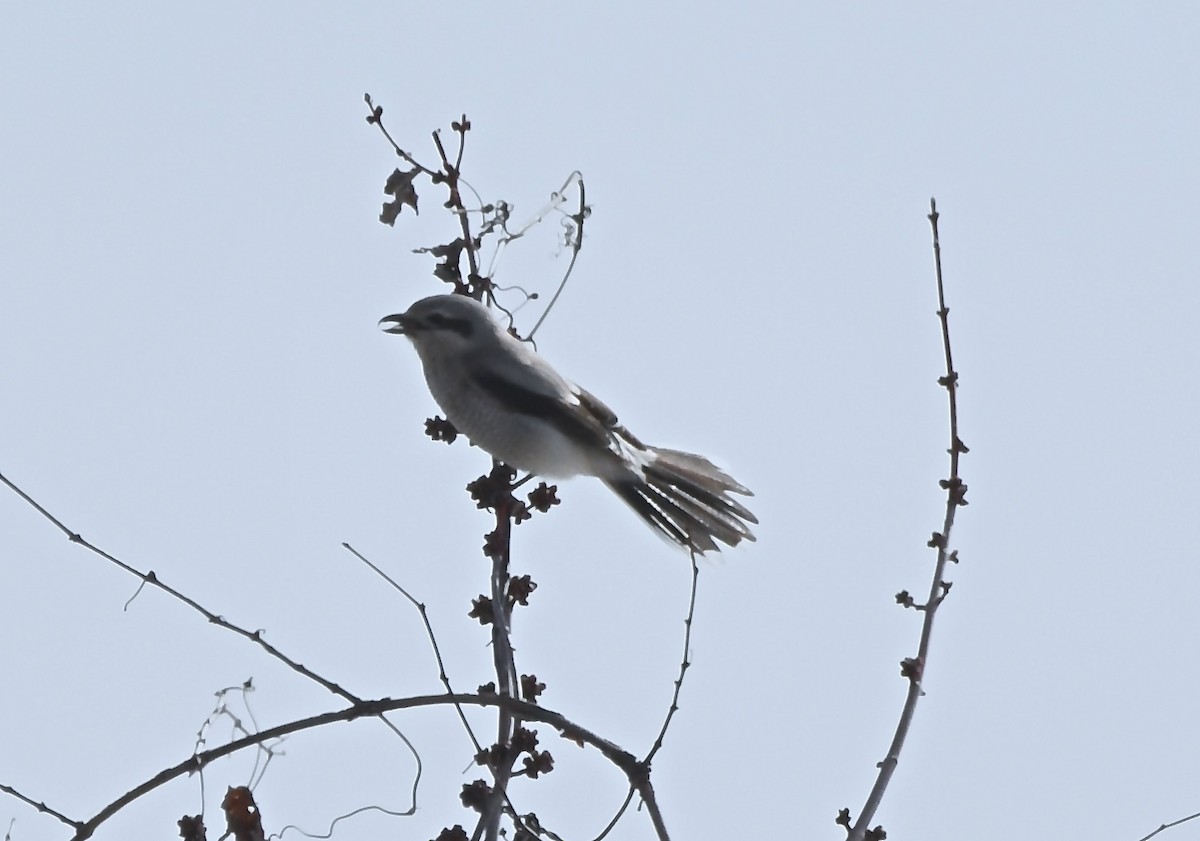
<box><xmin>366</xmin><ymin>107</ymin><xmax>613</xmax><ymax>840</ymax></box>
<box><xmin>841</xmin><ymin>198</ymin><xmax>969</xmax><ymax>841</ymax></box>
<box><xmin>371</xmin><ymin>107</ymin><xmax>540</xmax><ymax>841</ymax></box>
<box><xmin>432</xmin><ymin>119</ymin><xmax>484</xmax><ymax>294</ymax></box>
<box><xmin>480</xmin><ymin>481</ymin><xmax>519</xmax><ymax>841</ymax></box>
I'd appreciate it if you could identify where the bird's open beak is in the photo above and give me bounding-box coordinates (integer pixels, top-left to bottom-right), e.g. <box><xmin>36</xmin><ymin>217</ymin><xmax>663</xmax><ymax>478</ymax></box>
<box><xmin>379</xmin><ymin>314</ymin><xmax>409</xmax><ymax>334</ymax></box>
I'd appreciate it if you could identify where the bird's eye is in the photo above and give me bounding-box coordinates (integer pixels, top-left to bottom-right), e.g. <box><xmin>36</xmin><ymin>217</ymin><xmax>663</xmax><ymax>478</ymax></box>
<box><xmin>422</xmin><ymin>310</ymin><xmax>471</xmax><ymax>338</ymax></box>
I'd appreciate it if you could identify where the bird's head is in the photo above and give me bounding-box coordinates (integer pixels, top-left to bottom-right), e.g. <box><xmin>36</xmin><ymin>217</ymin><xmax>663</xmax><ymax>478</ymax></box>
<box><xmin>379</xmin><ymin>294</ymin><xmax>496</xmax><ymax>352</ymax></box>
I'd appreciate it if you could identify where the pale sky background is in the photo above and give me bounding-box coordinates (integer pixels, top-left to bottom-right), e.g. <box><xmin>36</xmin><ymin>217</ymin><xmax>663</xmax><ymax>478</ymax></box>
<box><xmin>2</xmin><ymin>4</ymin><xmax>1198</xmax><ymax>841</ymax></box>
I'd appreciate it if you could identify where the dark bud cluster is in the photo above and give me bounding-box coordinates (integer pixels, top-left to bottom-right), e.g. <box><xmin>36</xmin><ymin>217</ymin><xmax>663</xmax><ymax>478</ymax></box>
<box><xmin>177</xmin><ymin>815</ymin><xmax>206</xmax><ymax>841</ymax></box>
<box><xmin>425</xmin><ymin>416</ymin><xmax>458</xmax><ymax>444</ymax></box>
<box><xmin>939</xmin><ymin>476</ymin><xmax>968</xmax><ymax>506</ymax></box>
<box><xmin>460</xmin><ymin>779</ymin><xmax>490</xmax><ymax>812</ymax></box>
<box><xmin>508</xmin><ymin>574</ymin><xmax>537</xmax><ymax>606</ymax></box>
<box><xmin>468</xmin><ymin>596</ymin><xmax>494</xmax><ymax>626</ymax></box>
<box><xmin>899</xmin><ymin>656</ymin><xmax>923</xmax><ymax>681</ymax></box>
<box><xmin>431</xmin><ymin>827</ymin><xmax>468</xmax><ymax>841</ymax></box>
<box><xmin>834</xmin><ymin>808</ymin><xmax>886</xmax><ymax>840</ymax></box>
<box><xmin>520</xmin><ymin>673</ymin><xmax>545</xmax><ymax>702</ymax></box>
<box><xmin>527</xmin><ymin>483</ymin><xmax>560</xmax><ymax>513</ymax></box>
<box><xmin>467</xmin><ymin>465</ymin><xmax>518</xmax><ymax>511</ymax></box>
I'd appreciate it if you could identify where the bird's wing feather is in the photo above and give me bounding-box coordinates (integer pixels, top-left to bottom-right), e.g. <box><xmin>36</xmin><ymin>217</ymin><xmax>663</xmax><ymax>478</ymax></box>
<box><xmin>470</xmin><ymin>362</ymin><xmax>618</xmax><ymax>455</ymax></box>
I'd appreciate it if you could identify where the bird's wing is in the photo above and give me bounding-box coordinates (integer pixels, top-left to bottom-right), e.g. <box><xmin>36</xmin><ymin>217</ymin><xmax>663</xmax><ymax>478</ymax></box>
<box><xmin>469</xmin><ymin>350</ymin><xmax>621</xmax><ymax>456</ymax></box>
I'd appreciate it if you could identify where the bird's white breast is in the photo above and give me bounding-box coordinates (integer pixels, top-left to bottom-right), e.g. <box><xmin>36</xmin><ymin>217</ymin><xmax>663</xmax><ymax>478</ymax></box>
<box><xmin>419</xmin><ymin>355</ymin><xmax>597</xmax><ymax>478</ymax></box>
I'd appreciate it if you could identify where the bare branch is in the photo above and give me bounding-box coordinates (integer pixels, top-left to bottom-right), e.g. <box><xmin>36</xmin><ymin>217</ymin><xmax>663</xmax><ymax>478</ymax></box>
<box><xmin>431</xmin><ymin>126</ymin><xmax>484</xmax><ymax>295</ymax></box>
<box><xmin>1</xmin><ymin>469</ymin><xmax>426</xmax><ymax>823</ymax></box>
<box><xmin>844</xmin><ymin>198</ymin><xmax>969</xmax><ymax>840</ymax></box>
<box><xmin>64</xmin><ymin>693</ymin><xmax>665</xmax><ymax>841</ymax></box>
<box><xmin>644</xmin><ymin>552</ymin><xmax>700</xmax><ymax>765</ymax></box>
<box><xmin>1136</xmin><ymin>811</ymin><xmax>1200</xmax><ymax>841</ymax></box>
<box><xmin>342</xmin><ymin>542</ymin><xmax>486</xmax><ymax>756</ymax></box>
<box><xmin>363</xmin><ymin>93</ymin><xmax>439</xmax><ymax>177</ymax></box>
<box><xmin>0</xmin><ymin>470</ymin><xmax>363</xmax><ymax>705</ymax></box>
<box><xmin>0</xmin><ymin>783</ymin><xmax>81</xmax><ymax>831</ymax></box>
<box><xmin>478</xmin><ymin>468</ymin><xmax>522</xmax><ymax>841</ymax></box>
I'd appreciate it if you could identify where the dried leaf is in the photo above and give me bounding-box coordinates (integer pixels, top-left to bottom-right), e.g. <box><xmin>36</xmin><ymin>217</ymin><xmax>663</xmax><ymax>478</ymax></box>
<box><xmin>380</xmin><ymin>167</ymin><xmax>421</xmax><ymax>224</ymax></box>
<box><xmin>221</xmin><ymin>787</ymin><xmax>265</xmax><ymax>841</ymax></box>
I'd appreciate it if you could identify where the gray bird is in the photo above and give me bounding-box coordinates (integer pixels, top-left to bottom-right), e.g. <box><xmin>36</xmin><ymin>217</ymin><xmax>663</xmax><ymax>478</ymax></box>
<box><xmin>380</xmin><ymin>294</ymin><xmax>757</xmax><ymax>553</ymax></box>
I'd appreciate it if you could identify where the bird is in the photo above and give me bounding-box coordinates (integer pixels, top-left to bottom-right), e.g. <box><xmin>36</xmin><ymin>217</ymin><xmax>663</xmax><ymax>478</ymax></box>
<box><xmin>380</xmin><ymin>293</ymin><xmax>757</xmax><ymax>554</ymax></box>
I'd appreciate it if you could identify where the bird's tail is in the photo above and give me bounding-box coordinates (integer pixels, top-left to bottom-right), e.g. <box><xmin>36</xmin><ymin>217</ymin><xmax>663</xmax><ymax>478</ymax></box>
<box><xmin>602</xmin><ymin>447</ymin><xmax>758</xmax><ymax>554</ymax></box>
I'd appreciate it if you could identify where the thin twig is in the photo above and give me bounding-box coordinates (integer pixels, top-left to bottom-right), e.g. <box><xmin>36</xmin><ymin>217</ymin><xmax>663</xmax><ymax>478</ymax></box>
<box><xmin>644</xmin><ymin>551</ymin><xmax>700</xmax><ymax>765</ymax></box>
<box><xmin>452</xmin><ymin>114</ymin><xmax>467</xmax><ymax>175</ymax></box>
<box><xmin>432</xmin><ymin>127</ymin><xmax>483</xmax><ymax>291</ymax></box>
<box><xmin>192</xmin><ymin>681</ymin><xmax>277</xmax><ymax>813</ymax></box>
<box><xmin>0</xmin><ymin>784</ymin><xmax>80</xmax><ymax>831</ymax></box>
<box><xmin>342</xmin><ymin>542</ymin><xmax>485</xmax><ymax>755</ymax></box>
<box><xmin>0</xmin><ymin>469</ymin><xmax>425</xmax><ymax>818</ymax></box>
<box><xmin>1136</xmin><ymin>811</ymin><xmax>1200</xmax><ymax>841</ymax></box>
<box><xmin>363</xmin><ymin>94</ymin><xmax>439</xmax><ymax>177</ymax></box>
<box><xmin>593</xmin><ymin>786</ymin><xmax>637</xmax><ymax>841</ymax></box>
<box><xmin>514</xmin><ymin>171</ymin><xmax>587</xmax><ymax>340</ymax></box>
<box><xmin>0</xmin><ymin>470</ymin><xmax>362</xmax><ymax>704</ymax></box>
<box><xmin>845</xmin><ymin>198</ymin><xmax>968</xmax><ymax>840</ymax></box>
<box><xmin>585</xmin><ymin>549</ymin><xmax>698</xmax><ymax>841</ymax></box>
<box><xmin>277</xmin><ymin>802</ymin><xmax>422</xmax><ymax>840</ymax></box>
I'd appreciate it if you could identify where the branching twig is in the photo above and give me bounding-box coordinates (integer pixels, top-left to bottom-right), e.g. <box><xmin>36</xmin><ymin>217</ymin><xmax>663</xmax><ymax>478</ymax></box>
<box><xmin>4</xmin><ymin>107</ymin><xmax>670</xmax><ymax>841</ymax></box>
<box><xmin>366</xmin><ymin>106</ymin><xmax>556</xmax><ymax>841</ymax></box>
<box><xmin>0</xmin><ymin>470</ymin><xmax>363</xmax><ymax>705</ymax></box>
<box><xmin>192</xmin><ymin>681</ymin><xmax>274</xmax><ymax>814</ymax></box>
<box><xmin>55</xmin><ymin>693</ymin><xmax>666</xmax><ymax>841</ymax></box>
<box><xmin>363</xmin><ymin>94</ymin><xmax>439</xmax><ymax>178</ymax></box>
<box><xmin>432</xmin><ymin>119</ymin><xmax>484</xmax><ymax>293</ymax></box>
<box><xmin>506</xmin><ymin>171</ymin><xmax>587</xmax><ymax>340</ymax></box>
<box><xmin>0</xmin><ymin>469</ymin><xmax>425</xmax><ymax>823</ymax></box>
<box><xmin>842</xmin><ymin>199</ymin><xmax>969</xmax><ymax>841</ymax></box>
<box><xmin>367</xmin><ymin>105</ymin><xmax>666</xmax><ymax>841</ymax></box>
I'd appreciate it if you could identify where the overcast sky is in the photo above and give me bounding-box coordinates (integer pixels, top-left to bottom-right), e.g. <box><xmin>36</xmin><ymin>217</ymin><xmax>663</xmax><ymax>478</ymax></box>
<box><xmin>2</xmin><ymin>4</ymin><xmax>1199</xmax><ymax>841</ymax></box>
